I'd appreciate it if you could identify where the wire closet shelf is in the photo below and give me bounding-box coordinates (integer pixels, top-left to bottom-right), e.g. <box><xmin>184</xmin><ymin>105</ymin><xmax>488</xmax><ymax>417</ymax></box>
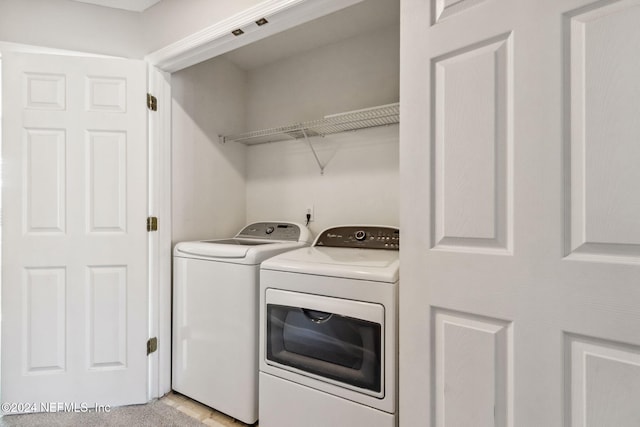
<box><xmin>219</xmin><ymin>102</ymin><xmax>399</xmax><ymax>145</ymax></box>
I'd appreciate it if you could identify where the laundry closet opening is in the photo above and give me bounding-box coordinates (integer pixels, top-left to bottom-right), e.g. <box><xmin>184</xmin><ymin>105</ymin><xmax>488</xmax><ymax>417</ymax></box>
<box><xmin>170</xmin><ymin>0</ymin><xmax>400</xmax><ymax>245</ymax></box>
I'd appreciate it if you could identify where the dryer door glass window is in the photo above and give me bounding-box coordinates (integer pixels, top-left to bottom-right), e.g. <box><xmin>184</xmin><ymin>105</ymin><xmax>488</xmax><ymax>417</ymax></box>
<box><xmin>266</xmin><ymin>304</ymin><xmax>382</xmax><ymax>393</ymax></box>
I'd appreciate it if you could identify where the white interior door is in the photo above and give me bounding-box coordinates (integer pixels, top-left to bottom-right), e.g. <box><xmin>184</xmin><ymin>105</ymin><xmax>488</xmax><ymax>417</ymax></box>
<box><xmin>400</xmin><ymin>0</ymin><xmax>640</xmax><ymax>426</ymax></box>
<box><xmin>1</xmin><ymin>52</ymin><xmax>148</xmax><ymax>409</ymax></box>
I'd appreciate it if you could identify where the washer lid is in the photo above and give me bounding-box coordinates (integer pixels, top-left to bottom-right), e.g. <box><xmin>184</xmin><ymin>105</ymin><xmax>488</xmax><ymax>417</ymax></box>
<box><xmin>174</xmin><ymin>240</ymin><xmax>310</xmax><ymax>264</ymax></box>
<box><xmin>260</xmin><ymin>246</ymin><xmax>399</xmax><ymax>283</ymax></box>
<box><xmin>174</xmin><ymin>240</ymin><xmax>252</xmax><ymax>259</ymax></box>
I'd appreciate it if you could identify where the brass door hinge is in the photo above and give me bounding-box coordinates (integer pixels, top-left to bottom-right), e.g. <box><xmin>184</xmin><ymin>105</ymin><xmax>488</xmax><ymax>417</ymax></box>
<box><xmin>147</xmin><ymin>93</ymin><xmax>158</xmax><ymax>111</ymax></box>
<box><xmin>147</xmin><ymin>216</ymin><xmax>158</xmax><ymax>232</ymax></box>
<box><xmin>147</xmin><ymin>337</ymin><xmax>158</xmax><ymax>355</ymax></box>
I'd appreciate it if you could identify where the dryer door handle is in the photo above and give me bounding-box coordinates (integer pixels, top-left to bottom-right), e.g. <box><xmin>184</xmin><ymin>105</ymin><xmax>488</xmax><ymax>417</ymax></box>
<box><xmin>302</xmin><ymin>309</ymin><xmax>333</xmax><ymax>324</ymax></box>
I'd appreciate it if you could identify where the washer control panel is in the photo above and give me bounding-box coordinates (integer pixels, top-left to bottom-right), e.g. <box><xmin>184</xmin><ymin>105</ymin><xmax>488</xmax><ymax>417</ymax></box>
<box><xmin>237</xmin><ymin>222</ymin><xmax>301</xmax><ymax>241</ymax></box>
<box><xmin>315</xmin><ymin>226</ymin><xmax>399</xmax><ymax>250</ymax></box>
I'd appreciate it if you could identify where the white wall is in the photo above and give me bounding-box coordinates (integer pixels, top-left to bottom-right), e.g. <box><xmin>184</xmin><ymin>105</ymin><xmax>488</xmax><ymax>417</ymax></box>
<box><xmin>244</xmin><ymin>24</ymin><xmax>400</xmax><ymax>234</ymax></box>
<box><xmin>246</xmin><ymin>126</ymin><xmax>399</xmax><ymax>235</ymax></box>
<box><xmin>0</xmin><ymin>0</ymin><xmax>143</xmax><ymax>57</ymax></box>
<box><xmin>246</xmin><ymin>24</ymin><xmax>400</xmax><ymax>130</ymax></box>
<box><xmin>171</xmin><ymin>56</ymin><xmax>248</xmax><ymax>243</ymax></box>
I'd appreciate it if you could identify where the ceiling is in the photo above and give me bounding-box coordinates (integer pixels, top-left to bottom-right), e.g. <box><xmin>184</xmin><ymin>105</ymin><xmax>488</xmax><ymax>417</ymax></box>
<box><xmin>223</xmin><ymin>0</ymin><xmax>400</xmax><ymax>70</ymax></box>
<box><xmin>69</xmin><ymin>0</ymin><xmax>162</xmax><ymax>12</ymax></box>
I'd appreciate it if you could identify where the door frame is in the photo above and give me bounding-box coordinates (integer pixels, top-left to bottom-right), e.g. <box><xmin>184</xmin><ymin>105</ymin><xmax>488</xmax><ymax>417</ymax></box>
<box><xmin>147</xmin><ymin>66</ymin><xmax>172</xmax><ymax>398</ymax></box>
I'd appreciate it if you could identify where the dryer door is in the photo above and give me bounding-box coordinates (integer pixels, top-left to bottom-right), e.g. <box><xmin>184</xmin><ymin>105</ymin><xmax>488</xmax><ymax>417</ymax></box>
<box><xmin>264</xmin><ymin>289</ymin><xmax>385</xmax><ymax>398</ymax></box>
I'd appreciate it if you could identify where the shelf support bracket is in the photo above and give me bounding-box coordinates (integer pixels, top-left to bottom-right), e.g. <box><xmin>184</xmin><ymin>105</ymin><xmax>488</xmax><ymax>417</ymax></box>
<box><xmin>302</xmin><ymin>128</ymin><xmax>325</xmax><ymax>175</ymax></box>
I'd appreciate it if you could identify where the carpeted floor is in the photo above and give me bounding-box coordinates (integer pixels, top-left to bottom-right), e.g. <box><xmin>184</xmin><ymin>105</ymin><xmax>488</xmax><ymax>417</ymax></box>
<box><xmin>0</xmin><ymin>400</ymin><xmax>206</xmax><ymax>427</ymax></box>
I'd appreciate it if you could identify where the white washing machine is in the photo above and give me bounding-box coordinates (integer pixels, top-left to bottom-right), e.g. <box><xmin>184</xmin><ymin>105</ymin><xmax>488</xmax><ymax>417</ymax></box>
<box><xmin>172</xmin><ymin>222</ymin><xmax>312</xmax><ymax>425</ymax></box>
<box><xmin>259</xmin><ymin>225</ymin><xmax>399</xmax><ymax>427</ymax></box>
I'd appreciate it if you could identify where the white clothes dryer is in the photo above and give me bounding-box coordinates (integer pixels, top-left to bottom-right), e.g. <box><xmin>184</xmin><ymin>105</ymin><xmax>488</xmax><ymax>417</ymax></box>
<box><xmin>172</xmin><ymin>222</ymin><xmax>312</xmax><ymax>424</ymax></box>
<box><xmin>259</xmin><ymin>225</ymin><xmax>399</xmax><ymax>427</ymax></box>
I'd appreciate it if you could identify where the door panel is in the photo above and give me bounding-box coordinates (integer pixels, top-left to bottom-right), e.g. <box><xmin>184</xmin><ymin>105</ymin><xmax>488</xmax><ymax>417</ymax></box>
<box><xmin>567</xmin><ymin>0</ymin><xmax>640</xmax><ymax>260</ymax></box>
<box><xmin>24</xmin><ymin>129</ymin><xmax>66</xmax><ymax>234</ymax></box>
<box><xmin>87</xmin><ymin>131</ymin><xmax>127</xmax><ymax>232</ymax></box>
<box><xmin>400</xmin><ymin>0</ymin><xmax>640</xmax><ymax>426</ymax></box>
<box><xmin>567</xmin><ymin>335</ymin><xmax>640</xmax><ymax>427</ymax></box>
<box><xmin>433</xmin><ymin>309</ymin><xmax>511</xmax><ymax>427</ymax></box>
<box><xmin>2</xmin><ymin>52</ymin><xmax>148</xmax><ymax>409</ymax></box>
<box><xmin>432</xmin><ymin>33</ymin><xmax>512</xmax><ymax>253</ymax></box>
<box><xmin>24</xmin><ymin>267</ymin><xmax>67</xmax><ymax>374</ymax></box>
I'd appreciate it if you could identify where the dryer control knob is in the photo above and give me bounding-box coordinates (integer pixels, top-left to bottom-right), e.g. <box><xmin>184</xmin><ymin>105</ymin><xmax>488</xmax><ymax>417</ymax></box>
<box><xmin>354</xmin><ymin>230</ymin><xmax>367</xmax><ymax>241</ymax></box>
<box><xmin>265</xmin><ymin>226</ymin><xmax>275</xmax><ymax>234</ymax></box>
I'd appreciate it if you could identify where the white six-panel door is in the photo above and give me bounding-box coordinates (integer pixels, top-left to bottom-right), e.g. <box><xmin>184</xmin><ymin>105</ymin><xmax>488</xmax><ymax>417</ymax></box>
<box><xmin>1</xmin><ymin>52</ymin><xmax>148</xmax><ymax>409</ymax></box>
<box><xmin>400</xmin><ymin>0</ymin><xmax>640</xmax><ymax>426</ymax></box>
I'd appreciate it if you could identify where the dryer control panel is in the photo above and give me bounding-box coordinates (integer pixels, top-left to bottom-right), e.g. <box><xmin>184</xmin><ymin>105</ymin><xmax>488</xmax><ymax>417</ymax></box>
<box><xmin>314</xmin><ymin>226</ymin><xmax>399</xmax><ymax>250</ymax></box>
